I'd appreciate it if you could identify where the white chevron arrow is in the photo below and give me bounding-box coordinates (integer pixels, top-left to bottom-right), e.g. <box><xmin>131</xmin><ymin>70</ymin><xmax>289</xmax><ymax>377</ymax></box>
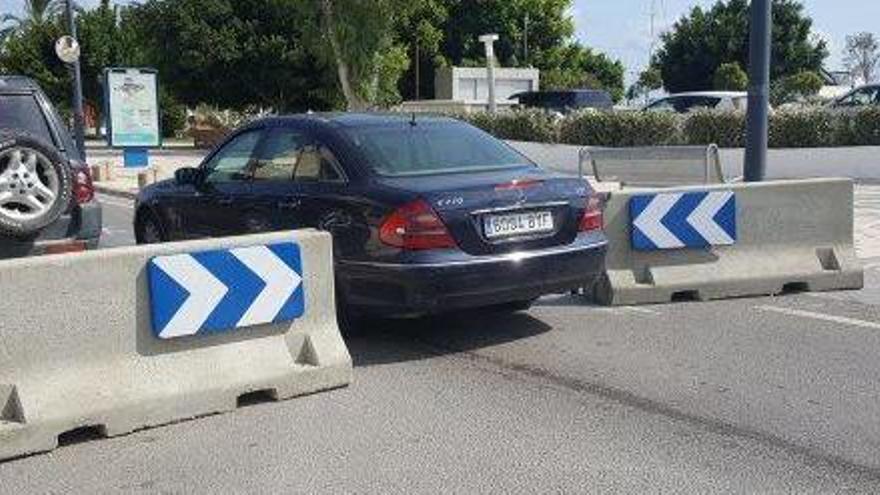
<box><xmin>687</xmin><ymin>192</ymin><xmax>734</xmax><ymax>245</ymax></box>
<box><xmin>152</xmin><ymin>254</ymin><xmax>228</xmax><ymax>339</ymax></box>
<box><xmin>231</xmin><ymin>246</ymin><xmax>302</xmax><ymax>327</ymax></box>
<box><xmin>633</xmin><ymin>193</ymin><xmax>685</xmax><ymax>249</ymax></box>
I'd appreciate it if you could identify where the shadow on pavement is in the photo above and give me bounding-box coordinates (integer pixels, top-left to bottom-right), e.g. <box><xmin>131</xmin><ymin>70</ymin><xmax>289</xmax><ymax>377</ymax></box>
<box><xmin>348</xmin><ymin>309</ymin><xmax>553</xmax><ymax>368</ymax></box>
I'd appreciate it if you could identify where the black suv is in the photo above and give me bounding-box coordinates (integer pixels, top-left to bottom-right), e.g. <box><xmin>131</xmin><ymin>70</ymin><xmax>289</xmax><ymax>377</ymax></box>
<box><xmin>0</xmin><ymin>76</ymin><xmax>101</xmax><ymax>257</ymax></box>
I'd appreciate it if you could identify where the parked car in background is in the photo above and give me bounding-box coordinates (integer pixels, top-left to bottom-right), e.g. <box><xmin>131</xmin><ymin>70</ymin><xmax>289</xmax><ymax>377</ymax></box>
<box><xmin>0</xmin><ymin>76</ymin><xmax>100</xmax><ymax>258</ymax></box>
<box><xmin>134</xmin><ymin>114</ymin><xmax>608</xmax><ymax>326</ymax></box>
<box><xmin>509</xmin><ymin>90</ymin><xmax>614</xmax><ymax>114</ymax></box>
<box><xmin>831</xmin><ymin>84</ymin><xmax>880</xmax><ymax>108</ymax></box>
<box><xmin>644</xmin><ymin>91</ymin><xmax>748</xmax><ymax>113</ymax></box>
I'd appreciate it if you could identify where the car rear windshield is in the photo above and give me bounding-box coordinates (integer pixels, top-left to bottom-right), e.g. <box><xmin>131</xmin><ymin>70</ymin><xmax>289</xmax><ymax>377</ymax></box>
<box><xmin>0</xmin><ymin>94</ymin><xmax>55</xmax><ymax>144</ymax></box>
<box><xmin>345</xmin><ymin>122</ymin><xmax>533</xmax><ymax>177</ymax></box>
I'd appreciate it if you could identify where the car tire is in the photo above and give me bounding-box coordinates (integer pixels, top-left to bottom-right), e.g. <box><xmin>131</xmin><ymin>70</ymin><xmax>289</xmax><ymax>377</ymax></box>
<box><xmin>0</xmin><ymin>130</ymin><xmax>72</xmax><ymax>237</ymax></box>
<box><xmin>135</xmin><ymin>211</ymin><xmax>166</xmax><ymax>244</ymax></box>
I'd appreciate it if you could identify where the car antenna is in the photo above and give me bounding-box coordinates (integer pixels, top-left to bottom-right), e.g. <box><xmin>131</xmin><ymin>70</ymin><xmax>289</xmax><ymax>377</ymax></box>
<box><xmin>410</xmin><ymin>112</ymin><xmax>417</xmax><ymax>127</ymax></box>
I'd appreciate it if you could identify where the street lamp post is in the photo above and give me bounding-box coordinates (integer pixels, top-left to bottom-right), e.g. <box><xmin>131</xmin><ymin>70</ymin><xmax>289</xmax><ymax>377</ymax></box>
<box><xmin>64</xmin><ymin>0</ymin><xmax>87</xmax><ymax>160</ymax></box>
<box><xmin>479</xmin><ymin>34</ymin><xmax>499</xmax><ymax>114</ymax></box>
<box><xmin>744</xmin><ymin>0</ymin><xmax>771</xmax><ymax>182</ymax></box>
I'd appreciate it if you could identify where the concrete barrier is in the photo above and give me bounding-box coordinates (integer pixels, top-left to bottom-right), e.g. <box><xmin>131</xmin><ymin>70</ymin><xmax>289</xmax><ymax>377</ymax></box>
<box><xmin>0</xmin><ymin>230</ymin><xmax>351</xmax><ymax>461</ymax></box>
<box><xmin>595</xmin><ymin>178</ymin><xmax>864</xmax><ymax>305</ymax></box>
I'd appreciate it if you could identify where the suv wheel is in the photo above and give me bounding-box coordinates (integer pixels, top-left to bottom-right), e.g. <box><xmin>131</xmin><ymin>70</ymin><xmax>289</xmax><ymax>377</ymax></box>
<box><xmin>0</xmin><ymin>131</ymin><xmax>72</xmax><ymax>237</ymax></box>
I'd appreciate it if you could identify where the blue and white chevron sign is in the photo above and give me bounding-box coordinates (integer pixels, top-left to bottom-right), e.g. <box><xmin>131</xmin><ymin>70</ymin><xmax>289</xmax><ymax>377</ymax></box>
<box><xmin>147</xmin><ymin>242</ymin><xmax>305</xmax><ymax>339</ymax></box>
<box><xmin>630</xmin><ymin>191</ymin><xmax>736</xmax><ymax>251</ymax></box>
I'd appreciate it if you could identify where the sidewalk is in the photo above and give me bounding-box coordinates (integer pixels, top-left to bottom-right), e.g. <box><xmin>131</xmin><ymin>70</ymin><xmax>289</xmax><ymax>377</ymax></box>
<box><xmin>90</xmin><ymin>148</ymin><xmax>206</xmax><ymax>199</ymax></box>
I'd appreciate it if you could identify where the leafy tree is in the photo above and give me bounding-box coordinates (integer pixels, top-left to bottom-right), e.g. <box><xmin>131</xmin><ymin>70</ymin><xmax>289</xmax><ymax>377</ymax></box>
<box><xmin>625</xmin><ymin>68</ymin><xmax>663</xmax><ymax>104</ymax></box>
<box><xmin>1</xmin><ymin>0</ymin><xmax>70</xmax><ymax>44</ymax></box>
<box><xmin>76</xmin><ymin>0</ymin><xmax>142</xmax><ymax>118</ymax></box>
<box><xmin>652</xmin><ymin>0</ymin><xmax>827</xmax><ymax>93</ymax></box>
<box><xmin>713</xmin><ymin>62</ymin><xmax>748</xmax><ymax>90</ymax></box>
<box><xmin>771</xmin><ymin>69</ymin><xmax>823</xmax><ymax>105</ymax></box>
<box><xmin>844</xmin><ymin>32</ymin><xmax>880</xmax><ymax>84</ymax></box>
<box><xmin>315</xmin><ymin>0</ymin><xmax>414</xmax><ymax>109</ymax></box>
<box><xmin>0</xmin><ymin>21</ymin><xmax>69</xmax><ymax>107</ymax></box>
<box><xmin>128</xmin><ymin>0</ymin><xmax>340</xmax><ymax>112</ymax></box>
<box><xmin>427</xmin><ymin>0</ymin><xmax>624</xmax><ymax>102</ymax></box>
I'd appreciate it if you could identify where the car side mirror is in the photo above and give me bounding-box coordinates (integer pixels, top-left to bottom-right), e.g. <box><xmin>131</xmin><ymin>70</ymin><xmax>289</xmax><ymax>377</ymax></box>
<box><xmin>175</xmin><ymin>167</ymin><xmax>202</xmax><ymax>186</ymax></box>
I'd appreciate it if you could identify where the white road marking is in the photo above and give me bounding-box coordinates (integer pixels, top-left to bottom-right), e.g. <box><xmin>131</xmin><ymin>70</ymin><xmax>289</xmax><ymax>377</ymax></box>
<box><xmin>591</xmin><ymin>306</ymin><xmax>661</xmax><ymax>316</ymax></box>
<box><xmin>755</xmin><ymin>305</ymin><xmax>880</xmax><ymax>331</ymax></box>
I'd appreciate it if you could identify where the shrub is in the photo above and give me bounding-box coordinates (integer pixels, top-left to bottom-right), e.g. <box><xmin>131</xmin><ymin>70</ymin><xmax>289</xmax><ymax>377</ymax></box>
<box><xmin>713</xmin><ymin>63</ymin><xmax>748</xmax><ymax>91</ymax></box>
<box><xmin>459</xmin><ymin>109</ymin><xmax>558</xmax><ymax>143</ymax></box>
<box><xmin>683</xmin><ymin>110</ymin><xmax>746</xmax><ymax>147</ymax></box>
<box><xmin>450</xmin><ymin>106</ymin><xmax>880</xmax><ymax>149</ymax></box>
<box><xmin>558</xmin><ymin>110</ymin><xmax>682</xmax><ymax>147</ymax></box>
<box><xmin>840</xmin><ymin>106</ymin><xmax>880</xmax><ymax>146</ymax></box>
<box><xmin>159</xmin><ymin>91</ymin><xmax>187</xmax><ymax>138</ymax></box>
<box><xmin>769</xmin><ymin>108</ymin><xmax>838</xmax><ymax>148</ymax></box>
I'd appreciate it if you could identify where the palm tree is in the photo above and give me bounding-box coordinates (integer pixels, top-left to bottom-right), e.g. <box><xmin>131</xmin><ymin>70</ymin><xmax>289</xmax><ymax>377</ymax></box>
<box><xmin>1</xmin><ymin>0</ymin><xmax>72</xmax><ymax>44</ymax></box>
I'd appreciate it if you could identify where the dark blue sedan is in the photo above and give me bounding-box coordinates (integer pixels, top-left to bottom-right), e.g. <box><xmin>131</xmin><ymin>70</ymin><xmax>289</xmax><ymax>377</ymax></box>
<box><xmin>134</xmin><ymin>114</ymin><xmax>607</xmax><ymax>323</ymax></box>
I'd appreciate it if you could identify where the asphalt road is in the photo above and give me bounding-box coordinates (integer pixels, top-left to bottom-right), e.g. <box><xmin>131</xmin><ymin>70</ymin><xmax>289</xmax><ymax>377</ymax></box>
<box><xmin>2</xmin><ymin>194</ymin><xmax>880</xmax><ymax>493</ymax></box>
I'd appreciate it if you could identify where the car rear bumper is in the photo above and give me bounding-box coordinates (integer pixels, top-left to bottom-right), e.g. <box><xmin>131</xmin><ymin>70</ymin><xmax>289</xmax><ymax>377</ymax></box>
<box><xmin>0</xmin><ymin>201</ymin><xmax>102</xmax><ymax>258</ymax></box>
<box><xmin>338</xmin><ymin>232</ymin><xmax>607</xmax><ymax>317</ymax></box>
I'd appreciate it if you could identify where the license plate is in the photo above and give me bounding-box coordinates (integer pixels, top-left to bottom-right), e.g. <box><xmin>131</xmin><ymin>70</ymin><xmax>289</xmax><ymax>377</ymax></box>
<box><xmin>483</xmin><ymin>211</ymin><xmax>554</xmax><ymax>239</ymax></box>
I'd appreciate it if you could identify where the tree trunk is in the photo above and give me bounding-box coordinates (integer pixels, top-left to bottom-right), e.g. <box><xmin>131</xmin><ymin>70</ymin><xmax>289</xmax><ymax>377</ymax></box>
<box><xmin>320</xmin><ymin>0</ymin><xmax>367</xmax><ymax>111</ymax></box>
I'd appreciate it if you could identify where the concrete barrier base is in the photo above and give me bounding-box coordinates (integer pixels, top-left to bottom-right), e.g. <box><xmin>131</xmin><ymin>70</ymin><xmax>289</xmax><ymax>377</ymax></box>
<box><xmin>0</xmin><ymin>230</ymin><xmax>351</xmax><ymax>461</ymax></box>
<box><xmin>596</xmin><ymin>179</ymin><xmax>864</xmax><ymax>306</ymax></box>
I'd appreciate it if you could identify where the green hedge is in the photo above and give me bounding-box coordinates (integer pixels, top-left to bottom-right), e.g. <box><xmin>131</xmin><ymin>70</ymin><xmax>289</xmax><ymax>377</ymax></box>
<box><xmin>459</xmin><ymin>107</ymin><xmax>880</xmax><ymax>148</ymax></box>
<box><xmin>559</xmin><ymin>111</ymin><xmax>680</xmax><ymax>147</ymax></box>
<box><xmin>458</xmin><ymin>109</ymin><xmax>558</xmax><ymax>143</ymax></box>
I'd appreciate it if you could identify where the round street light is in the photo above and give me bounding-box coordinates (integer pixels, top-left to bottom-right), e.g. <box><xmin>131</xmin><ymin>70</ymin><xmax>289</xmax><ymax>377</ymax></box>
<box><xmin>54</xmin><ymin>35</ymin><xmax>81</xmax><ymax>65</ymax></box>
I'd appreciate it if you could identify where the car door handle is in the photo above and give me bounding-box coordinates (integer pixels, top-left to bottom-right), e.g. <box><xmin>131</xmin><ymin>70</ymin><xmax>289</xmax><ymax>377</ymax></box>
<box><xmin>217</xmin><ymin>197</ymin><xmax>234</xmax><ymax>206</ymax></box>
<box><xmin>277</xmin><ymin>199</ymin><xmax>301</xmax><ymax>209</ymax></box>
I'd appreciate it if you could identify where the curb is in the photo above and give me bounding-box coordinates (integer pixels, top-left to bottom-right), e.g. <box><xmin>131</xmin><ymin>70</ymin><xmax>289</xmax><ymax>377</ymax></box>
<box><xmin>94</xmin><ymin>184</ymin><xmax>138</xmax><ymax>201</ymax></box>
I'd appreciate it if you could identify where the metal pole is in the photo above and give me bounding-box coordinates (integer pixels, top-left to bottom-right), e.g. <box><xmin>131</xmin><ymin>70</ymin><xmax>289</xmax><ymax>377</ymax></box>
<box><xmin>523</xmin><ymin>13</ymin><xmax>529</xmax><ymax>66</ymax></box>
<box><xmin>743</xmin><ymin>0</ymin><xmax>771</xmax><ymax>182</ymax></box>
<box><xmin>65</xmin><ymin>0</ymin><xmax>86</xmax><ymax>160</ymax></box>
<box><xmin>479</xmin><ymin>34</ymin><xmax>499</xmax><ymax>114</ymax></box>
<box><xmin>414</xmin><ymin>39</ymin><xmax>420</xmax><ymax>101</ymax></box>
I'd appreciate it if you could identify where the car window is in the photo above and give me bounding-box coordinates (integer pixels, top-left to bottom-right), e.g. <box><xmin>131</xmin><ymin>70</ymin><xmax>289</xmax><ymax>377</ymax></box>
<box><xmin>646</xmin><ymin>98</ymin><xmax>676</xmax><ymax>112</ymax></box>
<box><xmin>203</xmin><ymin>130</ymin><xmax>262</xmax><ymax>183</ymax></box>
<box><xmin>839</xmin><ymin>87</ymin><xmax>879</xmax><ymax>106</ymax></box>
<box><xmin>253</xmin><ymin>129</ymin><xmax>309</xmax><ymax>181</ymax></box>
<box><xmin>678</xmin><ymin>96</ymin><xmax>721</xmax><ymax>112</ymax></box>
<box><xmin>347</xmin><ymin>122</ymin><xmax>532</xmax><ymax>177</ymax></box>
<box><xmin>648</xmin><ymin>96</ymin><xmax>722</xmax><ymax>113</ymax></box>
<box><xmin>0</xmin><ymin>94</ymin><xmax>55</xmax><ymax>144</ymax></box>
<box><xmin>295</xmin><ymin>144</ymin><xmax>345</xmax><ymax>183</ymax></box>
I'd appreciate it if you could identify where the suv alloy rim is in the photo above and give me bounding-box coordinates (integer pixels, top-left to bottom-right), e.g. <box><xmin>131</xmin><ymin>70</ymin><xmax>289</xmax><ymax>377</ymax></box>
<box><xmin>0</xmin><ymin>147</ymin><xmax>60</xmax><ymax>222</ymax></box>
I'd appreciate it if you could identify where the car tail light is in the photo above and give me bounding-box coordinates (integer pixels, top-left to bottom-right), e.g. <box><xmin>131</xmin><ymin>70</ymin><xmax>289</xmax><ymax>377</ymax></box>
<box><xmin>73</xmin><ymin>167</ymin><xmax>95</xmax><ymax>204</ymax></box>
<box><xmin>579</xmin><ymin>196</ymin><xmax>603</xmax><ymax>232</ymax></box>
<box><xmin>379</xmin><ymin>199</ymin><xmax>458</xmax><ymax>250</ymax></box>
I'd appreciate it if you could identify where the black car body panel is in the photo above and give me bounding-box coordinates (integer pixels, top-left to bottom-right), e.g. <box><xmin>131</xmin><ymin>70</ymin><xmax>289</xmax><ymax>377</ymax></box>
<box><xmin>0</xmin><ymin>76</ymin><xmax>101</xmax><ymax>257</ymax></box>
<box><xmin>136</xmin><ymin>114</ymin><xmax>607</xmax><ymax>317</ymax></box>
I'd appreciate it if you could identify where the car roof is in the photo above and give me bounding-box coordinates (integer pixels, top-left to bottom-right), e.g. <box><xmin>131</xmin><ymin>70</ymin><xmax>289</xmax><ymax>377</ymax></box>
<box><xmin>660</xmin><ymin>91</ymin><xmax>747</xmax><ymax>98</ymax></box>
<box><xmin>0</xmin><ymin>76</ymin><xmax>41</xmax><ymax>92</ymax></box>
<box><xmin>255</xmin><ymin>112</ymin><xmax>462</xmax><ymax>130</ymax></box>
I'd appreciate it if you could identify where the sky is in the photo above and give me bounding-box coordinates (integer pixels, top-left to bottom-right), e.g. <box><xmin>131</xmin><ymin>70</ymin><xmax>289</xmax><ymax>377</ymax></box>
<box><xmin>6</xmin><ymin>0</ymin><xmax>880</xmax><ymax>85</ymax></box>
<box><xmin>573</xmin><ymin>0</ymin><xmax>880</xmax><ymax>83</ymax></box>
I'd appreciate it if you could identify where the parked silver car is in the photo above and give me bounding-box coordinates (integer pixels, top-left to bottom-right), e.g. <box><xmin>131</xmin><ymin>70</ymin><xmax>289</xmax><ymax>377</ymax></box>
<box><xmin>644</xmin><ymin>91</ymin><xmax>748</xmax><ymax>113</ymax></box>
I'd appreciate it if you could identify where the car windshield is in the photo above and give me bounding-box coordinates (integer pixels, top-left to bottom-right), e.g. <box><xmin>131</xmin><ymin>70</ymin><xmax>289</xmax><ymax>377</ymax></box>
<box><xmin>345</xmin><ymin>122</ymin><xmax>533</xmax><ymax>176</ymax></box>
<box><xmin>0</xmin><ymin>94</ymin><xmax>55</xmax><ymax>144</ymax></box>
